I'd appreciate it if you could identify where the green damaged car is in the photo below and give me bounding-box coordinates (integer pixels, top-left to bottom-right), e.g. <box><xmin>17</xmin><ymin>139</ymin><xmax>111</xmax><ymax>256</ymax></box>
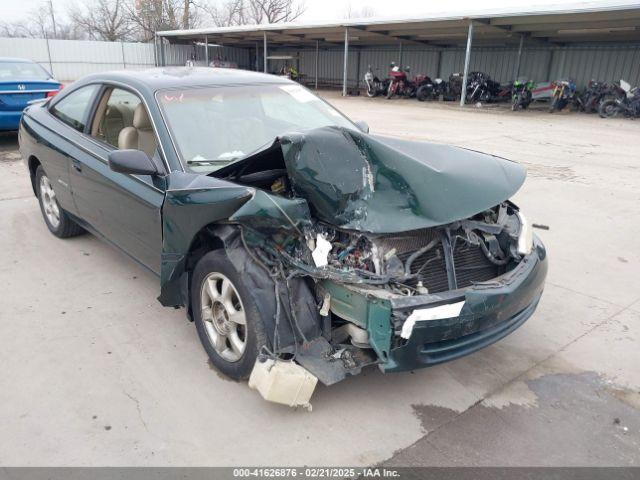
<box><xmin>20</xmin><ymin>68</ymin><xmax>547</xmax><ymax>408</ymax></box>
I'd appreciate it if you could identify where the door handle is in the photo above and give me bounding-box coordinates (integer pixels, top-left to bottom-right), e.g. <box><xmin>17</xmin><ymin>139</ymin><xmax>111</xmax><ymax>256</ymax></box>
<box><xmin>72</xmin><ymin>159</ymin><xmax>82</xmax><ymax>172</ymax></box>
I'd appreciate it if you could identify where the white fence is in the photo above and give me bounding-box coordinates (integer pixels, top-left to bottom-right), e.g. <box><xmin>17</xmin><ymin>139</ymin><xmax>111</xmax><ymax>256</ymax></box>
<box><xmin>0</xmin><ymin>37</ymin><xmax>253</xmax><ymax>82</ymax></box>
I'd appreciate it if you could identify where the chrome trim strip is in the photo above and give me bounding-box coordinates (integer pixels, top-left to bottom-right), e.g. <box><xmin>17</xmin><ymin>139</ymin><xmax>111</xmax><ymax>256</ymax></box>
<box><xmin>0</xmin><ymin>89</ymin><xmax>59</xmax><ymax>94</ymax></box>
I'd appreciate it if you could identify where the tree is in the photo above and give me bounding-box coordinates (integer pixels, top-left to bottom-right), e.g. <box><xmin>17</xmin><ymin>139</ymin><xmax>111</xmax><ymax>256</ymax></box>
<box><xmin>343</xmin><ymin>3</ymin><xmax>376</xmax><ymax>19</ymax></box>
<box><xmin>0</xmin><ymin>7</ymin><xmax>84</xmax><ymax>40</ymax></box>
<box><xmin>201</xmin><ymin>0</ymin><xmax>246</xmax><ymax>27</ymax></box>
<box><xmin>126</xmin><ymin>0</ymin><xmax>201</xmax><ymax>41</ymax></box>
<box><xmin>200</xmin><ymin>0</ymin><xmax>305</xmax><ymax>26</ymax></box>
<box><xmin>69</xmin><ymin>0</ymin><xmax>133</xmax><ymax>41</ymax></box>
<box><xmin>246</xmin><ymin>0</ymin><xmax>305</xmax><ymax>24</ymax></box>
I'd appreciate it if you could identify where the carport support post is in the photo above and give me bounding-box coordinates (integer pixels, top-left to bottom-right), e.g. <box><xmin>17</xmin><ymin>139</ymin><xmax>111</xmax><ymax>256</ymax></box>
<box><xmin>204</xmin><ymin>35</ymin><xmax>209</xmax><ymax>66</ymax></box>
<box><xmin>460</xmin><ymin>21</ymin><xmax>474</xmax><ymax>107</ymax></box>
<box><xmin>314</xmin><ymin>40</ymin><xmax>319</xmax><ymax>90</ymax></box>
<box><xmin>263</xmin><ymin>31</ymin><xmax>268</xmax><ymax>73</ymax></box>
<box><xmin>342</xmin><ymin>28</ymin><xmax>349</xmax><ymax>96</ymax></box>
<box><xmin>398</xmin><ymin>41</ymin><xmax>403</xmax><ymax>67</ymax></box>
<box><xmin>514</xmin><ymin>34</ymin><xmax>524</xmax><ymax>80</ymax></box>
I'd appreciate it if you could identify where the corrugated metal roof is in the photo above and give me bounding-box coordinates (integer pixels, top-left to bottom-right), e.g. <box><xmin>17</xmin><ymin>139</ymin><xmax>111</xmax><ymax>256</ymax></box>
<box><xmin>157</xmin><ymin>1</ymin><xmax>640</xmax><ymax>47</ymax></box>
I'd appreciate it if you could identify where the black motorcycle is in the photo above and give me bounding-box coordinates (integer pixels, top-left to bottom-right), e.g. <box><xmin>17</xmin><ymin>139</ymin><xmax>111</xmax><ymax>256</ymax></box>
<box><xmin>443</xmin><ymin>73</ymin><xmax>463</xmax><ymax>101</ymax></box>
<box><xmin>466</xmin><ymin>71</ymin><xmax>501</xmax><ymax>103</ymax></box>
<box><xmin>599</xmin><ymin>80</ymin><xmax>640</xmax><ymax>118</ymax></box>
<box><xmin>578</xmin><ymin>80</ymin><xmax>612</xmax><ymax>113</ymax></box>
<box><xmin>416</xmin><ymin>77</ymin><xmax>447</xmax><ymax>101</ymax></box>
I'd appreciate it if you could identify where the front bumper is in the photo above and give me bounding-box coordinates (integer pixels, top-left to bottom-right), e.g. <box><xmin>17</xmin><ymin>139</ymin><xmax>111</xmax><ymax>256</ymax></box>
<box><xmin>383</xmin><ymin>236</ymin><xmax>547</xmax><ymax>372</ymax></box>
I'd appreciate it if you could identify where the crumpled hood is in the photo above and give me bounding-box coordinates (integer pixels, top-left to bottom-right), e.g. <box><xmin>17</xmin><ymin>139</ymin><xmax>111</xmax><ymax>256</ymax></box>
<box><xmin>278</xmin><ymin>126</ymin><xmax>526</xmax><ymax>233</ymax></box>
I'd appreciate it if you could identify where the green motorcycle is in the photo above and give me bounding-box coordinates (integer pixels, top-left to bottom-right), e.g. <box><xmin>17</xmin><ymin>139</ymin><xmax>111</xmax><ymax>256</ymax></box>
<box><xmin>512</xmin><ymin>79</ymin><xmax>534</xmax><ymax>111</ymax></box>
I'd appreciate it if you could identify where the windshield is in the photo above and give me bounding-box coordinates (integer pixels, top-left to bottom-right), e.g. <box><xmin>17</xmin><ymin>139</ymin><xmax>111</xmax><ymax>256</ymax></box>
<box><xmin>156</xmin><ymin>83</ymin><xmax>356</xmax><ymax>173</ymax></box>
<box><xmin>0</xmin><ymin>61</ymin><xmax>51</xmax><ymax>81</ymax></box>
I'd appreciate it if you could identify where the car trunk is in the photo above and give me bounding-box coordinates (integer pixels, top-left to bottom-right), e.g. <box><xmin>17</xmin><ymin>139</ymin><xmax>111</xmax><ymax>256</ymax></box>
<box><xmin>0</xmin><ymin>81</ymin><xmax>60</xmax><ymax>112</ymax></box>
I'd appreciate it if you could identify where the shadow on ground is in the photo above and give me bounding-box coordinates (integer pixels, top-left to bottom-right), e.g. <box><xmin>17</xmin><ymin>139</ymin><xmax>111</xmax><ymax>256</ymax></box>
<box><xmin>386</xmin><ymin>372</ymin><xmax>640</xmax><ymax>466</ymax></box>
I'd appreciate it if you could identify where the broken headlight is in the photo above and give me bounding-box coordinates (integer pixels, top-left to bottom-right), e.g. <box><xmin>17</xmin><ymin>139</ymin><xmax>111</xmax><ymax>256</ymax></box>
<box><xmin>516</xmin><ymin>211</ymin><xmax>533</xmax><ymax>256</ymax></box>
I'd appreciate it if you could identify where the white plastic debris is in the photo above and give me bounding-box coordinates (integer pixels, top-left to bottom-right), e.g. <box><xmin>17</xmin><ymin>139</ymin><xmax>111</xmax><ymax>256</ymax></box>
<box><xmin>401</xmin><ymin>301</ymin><xmax>466</xmax><ymax>339</ymax></box>
<box><xmin>312</xmin><ymin>234</ymin><xmax>332</xmax><ymax>267</ymax></box>
<box><xmin>319</xmin><ymin>293</ymin><xmax>331</xmax><ymax>317</ymax></box>
<box><xmin>248</xmin><ymin>358</ymin><xmax>318</xmax><ymax>411</ymax></box>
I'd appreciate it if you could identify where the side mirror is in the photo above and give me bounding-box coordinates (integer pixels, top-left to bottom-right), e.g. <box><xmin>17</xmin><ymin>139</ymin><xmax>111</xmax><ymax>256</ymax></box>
<box><xmin>354</xmin><ymin>120</ymin><xmax>369</xmax><ymax>134</ymax></box>
<box><xmin>108</xmin><ymin>149</ymin><xmax>158</xmax><ymax>176</ymax></box>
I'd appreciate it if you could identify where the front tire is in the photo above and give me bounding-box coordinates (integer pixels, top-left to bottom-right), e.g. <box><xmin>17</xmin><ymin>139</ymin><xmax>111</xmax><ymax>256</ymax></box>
<box><xmin>416</xmin><ymin>85</ymin><xmax>430</xmax><ymax>101</ymax></box>
<box><xmin>192</xmin><ymin>249</ymin><xmax>268</xmax><ymax>381</ymax></box>
<box><xmin>35</xmin><ymin>166</ymin><xmax>84</xmax><ymax>238</ymax></box>
<box><xmin>386</xmin><ymin>82</ymin><xmax>395</xmax><ymax>99</ymax></box>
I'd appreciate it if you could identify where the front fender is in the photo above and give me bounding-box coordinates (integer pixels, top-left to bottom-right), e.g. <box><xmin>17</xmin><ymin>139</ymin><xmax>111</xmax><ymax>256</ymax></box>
<box><xmin>159</xmin><ymin>171</ymin><xmax>252</xmax><ymax>307</ymax></box>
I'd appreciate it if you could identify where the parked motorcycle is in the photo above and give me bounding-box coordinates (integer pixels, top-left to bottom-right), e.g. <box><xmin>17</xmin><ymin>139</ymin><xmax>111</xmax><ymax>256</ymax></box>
<box><xmin>363</xmin><ymin>65</ymin><xmax>389</xmax><ymax>97</ymax></box>
<box><xmin>578</xmin><ymin>80</ymin><xmax>612</xmax><ymax>113</ymax></box>
<box><xmin>599</xmin><ymin>79</ymin><xmax>640</xmax><ymax>118</ymax></box>
<box><xmin>549</xmin><ymin>79</ymin><xmax>577</xmax><ymax>112</ymax></box>
<box><xmin>416</xmin><ymin>77</ymin><xmax>447</xmax><ymax>101</ymax></box>
<box><xmin>445</xmin><ymin>73</ymin><xmax>463</xmax><ymax>101</ymax></box>
<box><xmin>466</xmin><ymin>71</ymin><xmax>502</xmax><ymax>103</ymax></box>
<box><xmin>386</xmin><ymin>63</ymin><xmax>430</xmax><ymax>99</ymax></box>
<box><xmin>511</xmin><ymin>78</ymin><xmax>535</xmax><ymax>110</ymax></box>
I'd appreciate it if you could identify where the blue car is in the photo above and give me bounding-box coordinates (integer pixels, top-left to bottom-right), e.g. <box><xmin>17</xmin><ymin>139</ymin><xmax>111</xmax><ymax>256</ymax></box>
<box><xmin>0</xmin><ymin>57</ymin><xmax>62</xmax><ymax>131</ymax></box>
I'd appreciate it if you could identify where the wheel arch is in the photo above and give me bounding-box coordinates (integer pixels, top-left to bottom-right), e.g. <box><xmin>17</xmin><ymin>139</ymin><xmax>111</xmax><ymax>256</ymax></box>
<box><xmin>28</xmin><ymin>155</ymin><xmax>41</xmax><ymax>196</ymax></box>
<box><xmin>160</xmin><ymin>221</ymin><xmax>230</xmax><ymax>319</ymax></box>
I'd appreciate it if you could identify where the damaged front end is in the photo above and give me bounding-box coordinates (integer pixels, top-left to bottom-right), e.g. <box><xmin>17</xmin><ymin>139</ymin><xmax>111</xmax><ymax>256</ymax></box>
<box><xmin>161</xmin><ymin>126</ymin><xmax>547</xmax><ymax>408</ymax></box>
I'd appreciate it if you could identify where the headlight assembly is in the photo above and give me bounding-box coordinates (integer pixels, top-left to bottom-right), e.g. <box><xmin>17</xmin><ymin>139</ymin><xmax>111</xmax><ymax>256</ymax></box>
<box><xmin>516</xmin><ymin>211</ymin><xmax>533</xmax><ymax>256</ymax></box>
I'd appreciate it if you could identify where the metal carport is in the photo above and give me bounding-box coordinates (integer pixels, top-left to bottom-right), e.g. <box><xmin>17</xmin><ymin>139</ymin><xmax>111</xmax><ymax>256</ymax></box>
<box><xmin>156</xmin><ymin>2</ymin><xmax>640</xmax><ymax>105</ymax></box>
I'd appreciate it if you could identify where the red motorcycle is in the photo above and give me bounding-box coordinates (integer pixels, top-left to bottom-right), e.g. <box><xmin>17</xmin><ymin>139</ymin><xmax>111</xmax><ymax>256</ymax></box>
<box><xmin>386</xmin><ymin>63</ymin><xmax>431</xmax><ymax>99</ymax></box>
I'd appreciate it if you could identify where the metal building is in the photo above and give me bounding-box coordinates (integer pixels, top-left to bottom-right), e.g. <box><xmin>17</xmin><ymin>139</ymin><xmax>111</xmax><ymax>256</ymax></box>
<box><xmin>156</xmin><ymin>2</ymin><xmax>640</xmax><ymax>105</ymax></box>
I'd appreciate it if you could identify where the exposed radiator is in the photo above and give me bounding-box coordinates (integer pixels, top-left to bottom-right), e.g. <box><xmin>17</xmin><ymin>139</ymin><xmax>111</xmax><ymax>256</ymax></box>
<box><xmin>373</xmin><ymin>228</ymin><xmax>504</xmax><ymax>293</ymax></box>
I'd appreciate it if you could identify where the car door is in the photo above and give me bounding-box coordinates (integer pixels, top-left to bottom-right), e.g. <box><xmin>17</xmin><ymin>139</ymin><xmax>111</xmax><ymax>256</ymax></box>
<box><xmin>42</xmin><ymin>84</ymin><xmax>101</xmax><ymax>217</ymax></box>
<box><xmin>67</xmin><ymin>84</ymin><xmax>166</xmax><ymax>274</ymax></box>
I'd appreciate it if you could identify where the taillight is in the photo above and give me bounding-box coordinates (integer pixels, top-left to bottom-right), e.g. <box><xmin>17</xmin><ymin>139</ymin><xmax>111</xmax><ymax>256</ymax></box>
<box><xmin>46</xmin><ymin>85</ymin><xmax>64</xmax><ymax>98</ymax></box>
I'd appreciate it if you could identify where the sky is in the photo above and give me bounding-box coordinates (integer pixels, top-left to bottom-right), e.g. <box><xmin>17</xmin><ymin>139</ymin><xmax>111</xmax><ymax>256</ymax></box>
<box><xmin>2</xmin><ymin>0</ymin><xmax>639</xmax><ymax>24</ymax></box>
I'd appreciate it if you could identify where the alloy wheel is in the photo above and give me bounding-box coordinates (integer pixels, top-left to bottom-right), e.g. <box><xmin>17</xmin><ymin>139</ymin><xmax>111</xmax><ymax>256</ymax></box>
<box><xmin>39</xmin><ymin>175</ymin><xmax>60</xmax><ymax>229</ymax></box>
<box><xmin>200</xmin><ymin>272</ymin><xmax>247</xmax><ymax>362</ymax></box>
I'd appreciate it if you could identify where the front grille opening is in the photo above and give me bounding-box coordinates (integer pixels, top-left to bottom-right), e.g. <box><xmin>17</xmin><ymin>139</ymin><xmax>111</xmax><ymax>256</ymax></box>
<box><xmin>376</xmin><ymin>228</ymin><xmax>507</xmax><ymax>294</ymax></box>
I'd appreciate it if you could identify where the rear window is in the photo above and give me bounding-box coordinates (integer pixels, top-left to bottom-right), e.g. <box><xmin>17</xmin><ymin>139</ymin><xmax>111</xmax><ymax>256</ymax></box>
<box><xmin>50</xmin><ymin>85</ymin><xmax>99</xmax><ymax>132</ymax></box>
<box><xmin>0</xmin><ymin>61</ymin><xmax>51</xmax><ymax>81</ymax></box>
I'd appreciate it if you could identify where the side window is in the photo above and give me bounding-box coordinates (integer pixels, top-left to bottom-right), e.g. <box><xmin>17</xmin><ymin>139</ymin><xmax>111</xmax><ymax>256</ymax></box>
<box><xmin>50</xmin><ymin>85</ymin><xmax>99</xmax><ymax>132</ymax></box>
<box><xmin>90</xmin><ymin>87</ymin><xmax>158</xmax><ymax>159</ymax></box>
<box><xmin>91</xmin><ymin>88</ymin><xmax>141</xmax><ymax>148</ymax></box>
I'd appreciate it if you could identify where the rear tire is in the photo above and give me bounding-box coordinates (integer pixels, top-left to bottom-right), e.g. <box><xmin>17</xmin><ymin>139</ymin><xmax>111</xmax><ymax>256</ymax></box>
<box><xmin>35</xmin><ymin>166</ymin><xmax>84</xmax><ymax>239</ymax></box>
<box><xmin>598</xmin><ymin>99</ymin><xmax>620</xmax><ymax>118</ymax></box>
<box><xmin>191</xmin><ymin>249</ymin><xmax>268</xmax><ymax>381</ymax></box>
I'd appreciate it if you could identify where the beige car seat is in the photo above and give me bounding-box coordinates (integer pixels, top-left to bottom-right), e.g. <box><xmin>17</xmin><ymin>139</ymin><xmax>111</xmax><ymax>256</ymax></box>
<box><xmin>118</xmin><ymin>104</ymin><xmax>157</xmax><ymax>158</ymax></box>
<box><xmin>101</xmin><ymin>104</ymin><xmax>133</xmax><ymax>146</ymax></box>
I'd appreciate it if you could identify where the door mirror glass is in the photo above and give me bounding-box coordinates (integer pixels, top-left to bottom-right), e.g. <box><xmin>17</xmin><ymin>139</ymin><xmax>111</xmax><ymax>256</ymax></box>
<box><xmin>354</xmin><ymin>120</ymin><xmax>369</xmax><ymax>134</ymax></box>
<box><xmin>108</xmin><ymin>149</ymin><xmax>158</xmax><ymax>176</ymax></box>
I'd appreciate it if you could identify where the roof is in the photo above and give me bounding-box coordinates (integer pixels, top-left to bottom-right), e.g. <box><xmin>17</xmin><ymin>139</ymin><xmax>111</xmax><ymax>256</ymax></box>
<box><xmin>79</xmin><ymin>67</ymin><xmax>289</xmax><ymax>92</ymax></box>
<box><xmin>157</xmin><ymin>2</ymin><xmax>640</xmax><ymax>47</ymax></box>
